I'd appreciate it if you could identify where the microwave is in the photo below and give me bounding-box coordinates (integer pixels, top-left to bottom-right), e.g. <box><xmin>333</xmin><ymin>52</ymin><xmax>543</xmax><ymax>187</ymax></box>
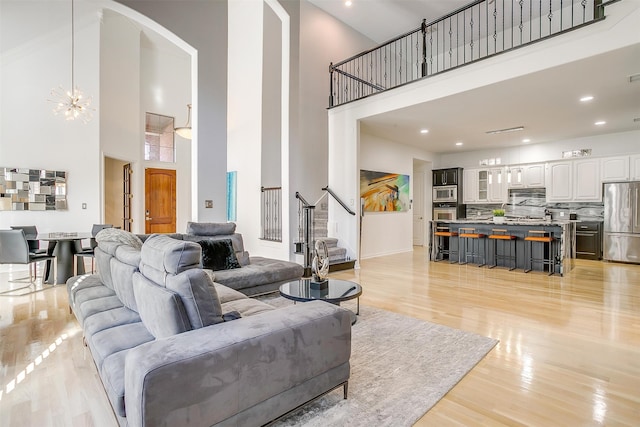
<box><xmin>433</xmin><ymin>205</ymin><xmax>458</xmax><ymax>220</ymax></box>
<box><xmin>433</xmin><ymin>185</ymin><xmax>457</xmax><ymax>202</ymax></box>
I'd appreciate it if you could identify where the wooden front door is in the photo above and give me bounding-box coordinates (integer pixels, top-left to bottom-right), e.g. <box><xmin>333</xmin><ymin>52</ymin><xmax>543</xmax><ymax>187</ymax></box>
<box><xmin>145</xmin><ymin>168</ymin><xmax>176</xmax><ymax>234</ymax></box>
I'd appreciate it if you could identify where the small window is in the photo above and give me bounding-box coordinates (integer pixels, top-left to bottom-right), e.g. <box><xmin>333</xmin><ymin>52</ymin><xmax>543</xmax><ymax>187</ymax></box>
<box><xmin>145</xmin><ymin>113</ymin><xmax>175</xmax><ymax>163</ymax></box>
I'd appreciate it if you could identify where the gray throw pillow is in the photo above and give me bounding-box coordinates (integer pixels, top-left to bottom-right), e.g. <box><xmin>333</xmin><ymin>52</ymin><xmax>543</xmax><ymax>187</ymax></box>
<box><xmin>95</xmin><ymin>228</ymin><xmax>143</xmax><ymax>250</ymax></box>
<box><xmin>186</xmin><ymin>222</ymin><xmax>237</xmax><ymax>236</ymax></box>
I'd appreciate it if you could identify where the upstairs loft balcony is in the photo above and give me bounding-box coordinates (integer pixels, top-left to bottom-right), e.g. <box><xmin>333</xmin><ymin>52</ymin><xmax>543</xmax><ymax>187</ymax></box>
<box><xmin>329</xmin><ymin>0</ymin><xmax>607</xmax><ymax>108</ymax></box>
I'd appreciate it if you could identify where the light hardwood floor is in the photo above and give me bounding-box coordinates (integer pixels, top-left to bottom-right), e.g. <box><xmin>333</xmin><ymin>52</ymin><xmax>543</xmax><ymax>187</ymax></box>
<box><xmin>1</xmin><ymin>249</ymin><xmax>639</xmax><ymax>426</ymax></box>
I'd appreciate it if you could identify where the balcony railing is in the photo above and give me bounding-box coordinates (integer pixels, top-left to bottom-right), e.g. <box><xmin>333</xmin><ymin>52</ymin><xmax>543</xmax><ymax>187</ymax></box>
<box><xmin>329</xmin><ymin>0</ymin><xmax>605</xmax><ymax>107</ymax></box>
<box><xmin>261</xmin><ymin>186</ymin><xmax>282</xmax><ymax>242</ymax></box>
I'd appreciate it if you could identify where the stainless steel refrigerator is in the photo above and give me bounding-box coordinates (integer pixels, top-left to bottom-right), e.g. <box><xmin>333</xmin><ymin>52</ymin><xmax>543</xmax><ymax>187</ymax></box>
<box><xmin>603</xmin><ymin>182</ymin><xmax>640</xmax><ymax>263</ymax></box>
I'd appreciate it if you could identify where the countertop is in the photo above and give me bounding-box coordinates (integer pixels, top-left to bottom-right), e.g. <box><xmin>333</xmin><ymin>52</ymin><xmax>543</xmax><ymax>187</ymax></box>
<box><xmin>433</xmin><ymin>218</ymin><xmax>574</xmax><ymax>226</ymax></box>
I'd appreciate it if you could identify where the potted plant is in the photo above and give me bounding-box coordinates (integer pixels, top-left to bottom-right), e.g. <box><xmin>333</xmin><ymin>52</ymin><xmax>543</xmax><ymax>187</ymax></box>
<box><xmin>493</xmin><ymin>209</ymin><xmax>505</xmax><ymax>224</ymax></box>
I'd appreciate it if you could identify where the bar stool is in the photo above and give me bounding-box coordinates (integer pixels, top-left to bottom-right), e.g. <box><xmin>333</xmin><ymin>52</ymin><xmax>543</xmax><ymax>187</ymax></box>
<box><xmin>488</xmin><ymin>229</ymin><xmax>517</xmax><ymax>270</ymax></box>
<box><xmin>433</xmin><ymin>227</ymin><xmax>458</xmax><ymax>263</ymax></box>
<box><xmin>458</xmin><ymin>228</ymin><xmax>486</xmax><ymax>266</ymax></box>
<box><xmin>524</xmin><ymin>230</ymin><xmax>555</xmax><ymax>275</ymax></box>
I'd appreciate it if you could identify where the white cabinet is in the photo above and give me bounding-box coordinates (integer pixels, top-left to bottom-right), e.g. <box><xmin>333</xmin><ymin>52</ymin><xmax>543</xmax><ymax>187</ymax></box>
<box><xmin>488</xmin><ymin>167</ymin><xmax>507</xmax><ymax>202</ymax></box>
<box><xmin>463</xmin><ymin>169</ymin><xmax>477</xmax><ymax>203</ymax></box>
<box><xmin>573</xmin><ymin>158</ymin><xmax>601</xmax><ymax>201</ymax></box>
<box><xmin>546</xmin><ymin>161</ymin><xmax>573</xmax><ymax>202</ymax></box>
<box><xmin>524</xmin><ymin>164</ymin><xmax>546</xmax><ymax>187</ymax></box>
<box><xmin>631</xmin><ymin>154</ymin><xmax>640</xmax><ymax>180</ymax></box>
<box><xmin>507</xmin><ymin>163</ymin><xmax>545</xmax><ymax>188</ymax></box>
<box><xmin>464</xmin><ymin>168</ymin><xmax>506</xmax><ymax>203</ymax></box>
<box><xmin>601</xmin><ymin>156</ymin><xmax>629</xmax><ymax>182</ymax></box>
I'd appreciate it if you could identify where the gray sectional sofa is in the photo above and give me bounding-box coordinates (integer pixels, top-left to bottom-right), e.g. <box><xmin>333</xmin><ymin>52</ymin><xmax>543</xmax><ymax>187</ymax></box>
<box><xmin>138</xmin><ymin>222</ymin><xmax>305</xmax><ymax>296</ymax></box>
<box><xmin>67</xmin><ymin>232</ymin><xmax>351</xmax><ymax>426</ymax></box>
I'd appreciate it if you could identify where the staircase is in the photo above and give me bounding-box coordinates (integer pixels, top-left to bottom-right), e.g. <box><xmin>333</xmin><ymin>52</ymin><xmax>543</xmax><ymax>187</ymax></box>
<box><xmin>313</xmin><ymin>202</ymin><xmax>355</xmax><ymax>272</ymax></box>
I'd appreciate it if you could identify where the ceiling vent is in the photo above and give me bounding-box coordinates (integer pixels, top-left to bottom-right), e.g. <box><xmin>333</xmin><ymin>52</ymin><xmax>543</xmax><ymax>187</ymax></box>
<box><xmin>485</xmin><ymin>126</ymin><xmax>524</xmax><ymax>135</ymax></box>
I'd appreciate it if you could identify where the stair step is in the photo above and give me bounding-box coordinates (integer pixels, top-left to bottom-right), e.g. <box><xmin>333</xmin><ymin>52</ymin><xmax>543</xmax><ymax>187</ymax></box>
<box><xmin>329</xmin><ymin>259</ymin><xmax>356</xmax><ymax>272</ymax></box>
<box><xmin>316</xmin><ymin>237</ymin><xmax>338</xmax><ymax>248</ymax></box>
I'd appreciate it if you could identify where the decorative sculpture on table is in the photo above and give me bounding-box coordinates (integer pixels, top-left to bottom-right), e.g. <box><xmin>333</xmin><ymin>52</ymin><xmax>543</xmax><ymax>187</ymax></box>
<box><xmin>311</xmin><ymin>240</ymin><xmax>330</xmax><ymax>288</ymax></box>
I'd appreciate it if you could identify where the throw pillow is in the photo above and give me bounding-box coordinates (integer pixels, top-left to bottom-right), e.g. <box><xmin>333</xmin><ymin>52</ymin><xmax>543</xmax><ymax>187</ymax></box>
<box><xmin>95</xmin><ymin>228</ymin><xmax>143</xmax><ymax>250</ymax></box>
<box><xmin>186</xmin><ymin>222</ymin><xmax>237</xmax><ymax>236</ymax></box>
<box><xmin>198</xmin><ymin>239</ymin><xmax>241</xmax><ymax>271</ymax></box>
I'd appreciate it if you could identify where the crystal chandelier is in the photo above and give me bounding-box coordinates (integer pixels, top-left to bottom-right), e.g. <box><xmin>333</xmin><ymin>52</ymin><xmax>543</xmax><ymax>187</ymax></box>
<box><xmin>49</xmin><ymin>0</ymin><xmax>94</xmax><ymax>123</ymax></box>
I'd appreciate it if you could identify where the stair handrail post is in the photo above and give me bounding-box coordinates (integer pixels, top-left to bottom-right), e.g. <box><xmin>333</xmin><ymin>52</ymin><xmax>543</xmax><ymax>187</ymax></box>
<box><xmin>421</xmin><ymin>18</ymin><xmax>427</xmax><ymax>77</ymax></box>
<box><xmin>302</xmin><ymin>204</ymin><xmax>315</xmax><ymax>277</ymax></box>
<box><xmin>329</xmin><ymin>62</ymin><xmax>335</xmax><ymax>107</ymax></box>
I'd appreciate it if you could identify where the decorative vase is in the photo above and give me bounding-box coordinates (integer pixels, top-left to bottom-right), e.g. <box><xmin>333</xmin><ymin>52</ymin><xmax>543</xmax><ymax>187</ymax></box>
<box><xmin>311</xmin><ymin>240</ymin><xmax>330</xmax><ymax>284</ymax></box>
<box><xmin>493</xmin><ymin>216</ymin><xmax>505</xmax><ymax>224</ymax></box>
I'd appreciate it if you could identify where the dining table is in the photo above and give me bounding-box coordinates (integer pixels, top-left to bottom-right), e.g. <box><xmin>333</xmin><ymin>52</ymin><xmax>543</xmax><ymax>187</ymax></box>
<box><xmin>35</xmin><ymin>232</ymin><xmax>92</xmax><ymax>285</ymax></box>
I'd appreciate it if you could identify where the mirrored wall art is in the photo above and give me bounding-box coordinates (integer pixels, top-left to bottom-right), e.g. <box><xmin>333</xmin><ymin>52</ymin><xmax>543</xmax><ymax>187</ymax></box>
<box><xmin>0</xmin><ymin>167</ymin><xmax>67</xmax><ymax>211</ymax></box>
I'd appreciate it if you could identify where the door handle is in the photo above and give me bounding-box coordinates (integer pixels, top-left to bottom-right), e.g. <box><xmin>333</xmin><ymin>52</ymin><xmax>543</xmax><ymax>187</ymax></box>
<box><xmin>146</xmin><ymin>217</ymin><xmax>152</xmax><ymax>221</ymax></box>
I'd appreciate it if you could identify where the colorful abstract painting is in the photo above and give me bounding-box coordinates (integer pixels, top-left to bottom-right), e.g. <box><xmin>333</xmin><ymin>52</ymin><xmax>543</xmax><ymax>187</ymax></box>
<box><xmin>360</xmin><ymin>170</ymin><xmax>410</xmax><ymax>212</ymax></box>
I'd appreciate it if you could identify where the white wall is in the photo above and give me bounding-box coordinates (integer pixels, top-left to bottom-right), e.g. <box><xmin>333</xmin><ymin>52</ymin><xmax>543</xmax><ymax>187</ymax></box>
<box><xmin>436</xmin><ymin>130</ymin><xmax>640</xmax><ymax>169</ymax></box>
<box><xmin>139</xmin><ymin>33</ymin><xmax>192</xmax><ymax>233</ymax></box>
<box><xmin>328</xmin><ymin>0</ymin><xmax>640</xmax><ymax>261</ymax></box>
<box><xmin>359</xmin><ymin>131</ymin><xmax>436</xmax><ymax>259</ymax></box>
<box><xmin>119</xmin><ymin>0</ymin><xmax>227</xmax><ymax>223</ymax></box>
<box><xmin>0</xmin><ymin>1</ymin><xmax>101</xmax><ymax>233</ymax></box>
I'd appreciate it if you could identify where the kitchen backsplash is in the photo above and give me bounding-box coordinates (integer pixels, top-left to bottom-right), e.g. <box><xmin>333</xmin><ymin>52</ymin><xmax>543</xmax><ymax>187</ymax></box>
<box><xmin>465</xmin><ymin>188</ymin><xmax>604</xmax><ymax>221</ymax></box>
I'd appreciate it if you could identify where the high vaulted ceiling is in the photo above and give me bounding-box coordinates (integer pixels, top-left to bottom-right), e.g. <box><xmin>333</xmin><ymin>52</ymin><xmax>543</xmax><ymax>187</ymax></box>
<box><xmin>309</xmin><ymin>0</ymin><xmax>640</xmax><ymax>154</ymax></box>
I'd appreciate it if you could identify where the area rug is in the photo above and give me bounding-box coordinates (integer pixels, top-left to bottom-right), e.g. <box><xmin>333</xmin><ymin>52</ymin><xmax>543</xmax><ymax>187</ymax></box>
<box><xmin>258</xmin><ymin>296</ymin><xmax>498</xmax><ymax>426</ymax></box>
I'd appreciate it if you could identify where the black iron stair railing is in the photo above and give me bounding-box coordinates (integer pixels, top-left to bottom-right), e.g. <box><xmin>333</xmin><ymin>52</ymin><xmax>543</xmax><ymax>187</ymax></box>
<box><xmin>329</xmin><ymin>0</ymin><xmax>606</xmax><ymax>107</ymax></box>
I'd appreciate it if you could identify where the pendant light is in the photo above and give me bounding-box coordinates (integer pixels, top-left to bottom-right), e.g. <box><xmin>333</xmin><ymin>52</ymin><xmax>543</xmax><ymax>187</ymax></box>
<box><xmin>49</xmin><ymin>0</ymin><xmax>94</xmax><ymax>123</ymax></box>
<box><xmin>175</xmin><ymin>104</ymin><xmax>192</xmax><ymax>139</ymax></box>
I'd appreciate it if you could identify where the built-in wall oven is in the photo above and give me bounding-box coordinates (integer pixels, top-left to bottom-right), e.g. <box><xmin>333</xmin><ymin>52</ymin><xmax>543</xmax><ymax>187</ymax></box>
<box><xmin>433</xmin><ymin>203</ymin><xmax>459</xmax><ymax>221</ymax></box>
<box><xmin>433</xmin><ymin>185</ymin><xmax>458</xmax><ymax>203</ymax></box>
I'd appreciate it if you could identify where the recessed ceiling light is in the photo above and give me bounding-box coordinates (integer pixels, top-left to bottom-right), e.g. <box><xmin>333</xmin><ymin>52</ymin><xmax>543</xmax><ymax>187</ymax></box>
<box><xmin>345</xmin><ymin>0</ymin><xmax>352</xmax><ymax>6</ymax></box>
<box><xmin>580</xmin><ymin>95</ymin><xmax>594</xmax><ymax>102</ymax></box>
<box><xmin>522</xmin><ymin>138</ymin><xmax>531</xmax><ymax>143</ymax></box>
<box><xmin>420</xmin><ymin>129</ymin><xmax>429</xmax><ymax>134</ymax></box>
<box><xmin>595</xmin><ymin>121</ymin><xmax>606</xmax><ymax>126</ymax></box>
<box><xmin>455</xmin><ymin>142</ymin><xmax>463</xmax><ymax>146</ymax></box>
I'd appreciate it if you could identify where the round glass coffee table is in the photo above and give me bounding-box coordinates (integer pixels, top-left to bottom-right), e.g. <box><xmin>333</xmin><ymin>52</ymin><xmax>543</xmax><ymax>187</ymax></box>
<box><xmin>279</xmin><ymin>278</ymin><xmax>362</xmax><ymax>324</ymax></box>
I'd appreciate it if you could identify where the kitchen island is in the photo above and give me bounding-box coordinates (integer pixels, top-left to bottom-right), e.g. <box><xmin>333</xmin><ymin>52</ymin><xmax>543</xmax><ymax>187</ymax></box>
<box><xmin>430</xmin><ymin>219</ymin><xmax>576</xmax><ymax>275</ymax></box>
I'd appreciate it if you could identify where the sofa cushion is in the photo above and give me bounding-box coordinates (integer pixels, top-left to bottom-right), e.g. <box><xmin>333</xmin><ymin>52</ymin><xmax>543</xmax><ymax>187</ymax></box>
<box><xmin>213</xmin><ymin>257</ymin><xmax>304</xmax><ymax>292</ymax></box>
<box><xmin>88</xmin><ymin>322</ymin><xmax>154</xmax><ymax>371</ymax></box>
<box><xmin>198</xmin><ymin>239</ymin><xmax>241</xmax><ymax>271</ymax></box>
<box><xmin>110</xmin><ymin>245</ymin><xmax>141</xmax><ymax>312</ymax></box>
<box><xmin>138</xmin><ymin>235</ymin><xmax>224</xmax><ymax>329</ymax></box>
<box><xmin>221</xmin><ymin>298</ymin><xmax>274</xmax><ymax>317</ymax></box>
<box><xmin>140</xmin><ymin>235</ymin><xmax>201</xmax><ymax>280</ymax></box>
<box><xmin>96</xmin><ymin>228</ymin><xmax>143</xmax><ymax>250</ymax></box>
<box><xmin>101</xmin><ymin>350</ymin><xmax>129</xmax><ymax>417</ymax></box>
<box><xmin>67</xmin><ymin>274</ymin><xmax>105</xmax><ymax>315</ymax></box>
<box><xmin>186</xmin><ymin>221</ymin><xmax>236</xmax><ymax>236</ymax></box>
<box><xmin>212</xmin><ymin>282</ymin><xmax>248</xmax><ymax>304</ymax></box>
<box><xmin>95</xmin><ymin>245</ymin><xmax>116</xmax><ymax>290</ymax></box>
<box><xmin>164</xmin><ymin>269</ymin><xmax>224</xmax><ymax>328</ymax></box>
<box><xmin>77</xmin><ymin>295</ymin><xmax>123</xmax><ymax>325</ymax></box>
<box><xmin>83</xmin><ymin>307</ymin><xmax>142</xmax><ymax>337</ymax></box>
<box><xmin>133</xmin><ymin>273</ymin><xmax>191</xmax><ymax>338</ymax></box>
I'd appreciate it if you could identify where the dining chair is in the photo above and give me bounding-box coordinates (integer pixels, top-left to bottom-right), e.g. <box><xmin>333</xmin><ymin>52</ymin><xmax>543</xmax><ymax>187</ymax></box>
<box><xmin>76</xmin><ymin>224</ymin><xmax>113</xmax><ymax>273</ymax></box>
<box><xmin>10</xmin><ymin>225</ymin><xmax>46</xmax><ymax>254</ymax></box>
<box><xmin>0</xmin><ymin>229</ymin><xmax>56</xmax><ymax>296</ymax></box>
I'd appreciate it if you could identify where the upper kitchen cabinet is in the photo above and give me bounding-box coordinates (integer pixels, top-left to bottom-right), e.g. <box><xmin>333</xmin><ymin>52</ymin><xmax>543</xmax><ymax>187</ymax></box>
<box><xmin>463</xmin><ymin>168</ymin><xmax>506</xmax><ymax>203</ymax></box>
<box><xmin>488</xmin><ymin>167</ymin><xmax>508</xmax><ymax>203</ymax></box>
<box><xmin>507</xmin><ymin>163</ymin><xmax>545</xmax><ymax>188</ymax></box>
<box><xmin>546</xmin><ymin>161</ymin><xmax>573</xmax><ymax>202</ymax></box>
<box><xmin>631</xmin><ymin>154</ymin><xmax>640</xmax><ymax>180</ymax></box>
<box><xmin>433</xmin><ymin>168</ymin><xmax>462</xmax><ymax>186</ymax></box>
<box><xmin>601</xmin><ymin>156</ymin><xmax>629</xmax><ymax>182</ymax></box>
<box><xmin>463</xmin><ymin>169</ymin><xmax>477</xmax><ymax>203</ymax></box>
<box><xmin>573</xmin><ymin>158</ymin><xmax>602</xmax><ymax>201</ymax></box>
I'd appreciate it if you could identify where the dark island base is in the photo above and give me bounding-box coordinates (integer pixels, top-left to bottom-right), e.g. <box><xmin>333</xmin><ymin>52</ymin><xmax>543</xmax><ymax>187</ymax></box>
<box><xmin>431</xmin><ymin>221</ymin><xmax>574</xmax><ymax>275</ymax></box>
